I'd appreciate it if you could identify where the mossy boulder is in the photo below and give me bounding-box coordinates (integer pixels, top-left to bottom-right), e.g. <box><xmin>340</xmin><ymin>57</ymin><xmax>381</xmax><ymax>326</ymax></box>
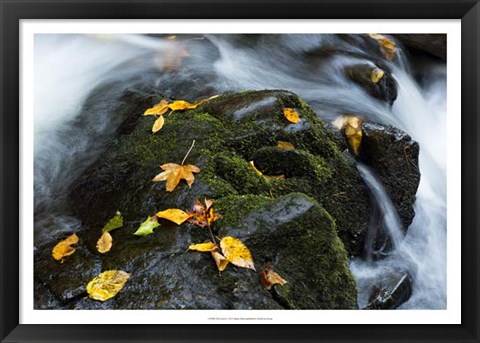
<box><xmin>35</xmin><ymin>88</ymin><xmax>372</xmax><ymax>309</ymax></box>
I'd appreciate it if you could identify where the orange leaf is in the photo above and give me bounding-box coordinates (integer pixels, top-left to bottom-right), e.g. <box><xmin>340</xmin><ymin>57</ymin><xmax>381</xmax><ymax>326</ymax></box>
<box><xmin>220</xmin><ymin>236</ymin><xmax>255</xmax><ymax>271</ymax></box>
<box><xmin>156</xmin><ymin>208</ymin><xmax>191</xmax><ymax>225</ymax></box>
<box><xmin>144</xmin><ymin>99</ymin><xmax>169</xmax><ymax>116</ymax></box>
<box><xmin>187</xmin><ymin>198</ymin><xmax>221</xmax><ymax>228</ymax></box>
<box><xmin>260</xmin><ymin>267</ymin><xmax>287</xmax><ymax>290</ymax></box>
<box><xmin>96</xmin><ymin>231</ymin><xmax>113</xmax><ymax>254</ymax></box>
<box><xmin>52</xmin><ymin>233</ymin><xmax>79</xmax><ymax>261</ymax></box>
<box><xmin>152</xmin><ymin>163</ymin><xmax>201</xmax><ymax>192</ymax></box>
<box><xmin>283</xmin><ymin>108</ymin><xmax>301</xmax><ymax>124</ymax></box>
<box><xmin>168</xmin><ymin>100</ymin><xmax>197</xmax><ymax>111</ymax></box>
<box><xmin>152</xmin><ymin>115</ymin><xmax>165</xmax><ymax>133</ymax></box>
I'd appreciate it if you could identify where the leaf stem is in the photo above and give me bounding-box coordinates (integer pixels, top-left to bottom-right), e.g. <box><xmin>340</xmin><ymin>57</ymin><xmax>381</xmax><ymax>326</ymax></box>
<box><xmin>207</xmin><ymin>225</ymin><xmax>216</xmax><ymax>244</ymax></box>
<box><xmin>181</xmin><ymin>140</ymin><xmax>196</xmax><ymax>165</ymax></box>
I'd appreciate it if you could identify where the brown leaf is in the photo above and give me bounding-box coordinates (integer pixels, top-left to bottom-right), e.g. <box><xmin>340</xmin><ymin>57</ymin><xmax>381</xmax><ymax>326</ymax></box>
<box><xmin>156</xmin><ymin>208</ymin><xmax>191</xmax><ymax>225</ymax></box>
<box><xmin>260</xmin><ymin>267</ymin><xmax>287</xmax><ymax>290</ymax></box>
<box><xmin>152</xmin><ymin>115</ymin><xmax>165</xmax><ymax>133</ymax></box>
<box><xmin>186</xmin><ymin>198</ymin><xmax>221</xmax><ymax>228</ymax></box>
<box><xmin>52</xmin><ymin>233</ymin><xmax>79</xmax><ymax>261</ymax></box>
<box><xmin>277</xmin><ymin>141</ymin><xmax>295</xmax><ymax>150</ymax></box>
<box><xmin>152</xmin><ymin>163</ymin><xmax>201</xmax><ymax>192</ymax></box>
<box><xmin>96</xmin><ymin>231</ymin><xmax>113</xmax><ymax>254</ymax></box>
<box><xmin>368</xmin><ymin>34</ymin><xmax>397</xmax><ymax>60</ymax></box>
<box><xmin>220</xmin><ymin>236</ymin><xmax>255</xmax><ymax>271</ymax></box>
<box><xmin>283</xmin><ymin>108</ymin><xmax>301</xmax><ymax>124</ymax></box>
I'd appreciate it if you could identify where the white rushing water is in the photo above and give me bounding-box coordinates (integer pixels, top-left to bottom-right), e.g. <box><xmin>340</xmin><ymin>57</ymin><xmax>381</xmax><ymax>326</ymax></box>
<box><xmin>34</xmin><ymin>34</ymin><xmax>446</xmax><ymax>308</ymax></box>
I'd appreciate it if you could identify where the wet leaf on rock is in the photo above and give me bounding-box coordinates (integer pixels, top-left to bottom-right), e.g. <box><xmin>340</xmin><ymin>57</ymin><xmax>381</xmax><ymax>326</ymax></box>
<box><xmin>277</xmin><ymin>141</ymin><xmax>295</xmax><ymax>150</ymax></box>
<box><xmin>96</xmin><ymin>231</ymin><xmax>113</xmax><ymax>254</ymax></box>
<box><xmin>283</xmin><ymin>108</ymin><xmax>301</xmax><ymax>124</ymax></box>
<box><xmin>86</xmin><ymin>270</ymin><xmax>131</xmax><ymax>301</ymax></box>
<box><xmin>134</xmin><ymin>216</ymin><xmax>160</xmax><ymax>236</ymax></box>
<box><xmin>370</xmin><ymin>67</ymin><xmax>385</xmax><ymax>84</ymax></box>
<box><xmin>143</xmin><ymin>99</ymin><xmax>169</xmax><ymax>116</ymax></box>
<box><xmin>248</xmin><ymin>161</ymin><xmax>263</xmax><ymax>176</ymax></box>
<box><xmin>332</xmin><ymin>115</ymin><xmax>363</xmax><ymax>155</ymax></box>
<box><xmin>101</xmin><ymin>211</ymin><xmax>123</xmax><ymax>233</ymax></box>
<box><xmin>220</xmin><ymin>236</ymin><xmax>255</xmax><ymax>271</ymax></box>
<box><xmin>260</xmin><ymin>267</ymin><xmax>287</xmax><ymax>289</ymax></box>
<box><xmin>188</xmin><ymin>242</ymin><xmax>218</xmax><ymax>252</ymax></box>
<box><xmin>187</xmin><ymin>199</ymin><xmax>221</xmax><ymax>228</ymax></box>
<box><xmin>152</xmin><ymin>163</ymin><xmax>201</xmax><ymax>192</ymax></box>
<box><xmin>52</xmin><ymin>233</ymin><xmax>79</xmax><ymax>261</ymax></box>
<box><xmin>368</xmin><ymin>34</ymin><xmax>397</xmax><ymax>60</ymax></box>
<box><xmin>156</xmin><ymin>208</ymin><xmax>191</xmax><ymax>225</ymax></box>
<box><xmin>152</xmin><ymin>115</ymin><xmax>165</xmax><ymax>133</ymax></box>
<box><xmin>211</xmin><ymin>249</ymin><xmax>229</xmax><ymax>272</ymax></box>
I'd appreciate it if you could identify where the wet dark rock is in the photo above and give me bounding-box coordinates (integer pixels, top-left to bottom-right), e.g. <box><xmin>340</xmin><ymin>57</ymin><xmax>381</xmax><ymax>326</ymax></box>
<box><xmin>360</xmin><ymin>122</ymin><xmax>421</xmax><ymax>232</ymax></box>
<box><xmin>34</xmin><ymin>89</ymin><xmax>376</xmax><ymax>309</ymax></box>
<box><xmin>365</xmin><ymin>272</ymin><xmax>413</xmax><ymax>309</ymax></box>
<box><xmin>393</xmin><ymin>34</ymin><xmax>446</xmax><ymax>61</ymax></box>
<box><xmin>344</xmin><ymin>63</ymin><xmax>398</xmax><ymax>105</ymax></box>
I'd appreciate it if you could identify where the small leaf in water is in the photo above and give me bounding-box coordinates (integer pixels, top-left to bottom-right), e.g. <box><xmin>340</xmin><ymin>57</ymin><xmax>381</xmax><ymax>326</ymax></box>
<box><xmin>52</xmin><ymin>233</ymin><xmax>79</xmax><ymax>261</ymax></box>
<box><xmin>371</xmin><ymin>68</ymin><xmax>385</xmax><ymax>84</ymax></box>
<box><xmin>260</xmin><ymin>267</ymin><xmax>287</xmax><ymax>290</ymax></box>
<box><xmin>283</xmin><ymin>108</ymin><xmax>301</xmax><ymax>124</ymax></box>
<box><xmin>86</xmin><ymin>270</ymin><xmax>131</xmax><ymax>301</ymax></box>
<box><xmin>152</xmin><ymin>163</ymin><xmax>201</xmax><ymax>192</ymax></box>
<box><xmin>220</xmin><ymin>236</ymin><xmax>255</xmax><ymax>271</ymax></box>
<box><xmin>152</xmin><ymin>115</ymin><xmax>165</xmax><ymax>133</ymax></box>
<box><xmin>277</xmin><ymin>141</ymin><xmax>295</xmax><ymax>150</ymax></box>
<box><xmin>343</xmin><ymin>116</ymin><xmax>363</xmax><ymax>155</ymax></box>
<box><xmin>102</xmin><ymin>211</ymin><xmax>123</xmax><ymax>233</ymax></box>
<box><xmin>156</xmin><ymin>208</ymin><xmax>191</xmax><ymax>225</ymax></box>
<box><xmin>134</xmin><ymin>216</ymin><xmax>160</xmax><ymax>236</ymax></box>
<box><xmin>96</xmin><ymin>231</ymin><xmax>113</xmax><ymax>254</ymax></box>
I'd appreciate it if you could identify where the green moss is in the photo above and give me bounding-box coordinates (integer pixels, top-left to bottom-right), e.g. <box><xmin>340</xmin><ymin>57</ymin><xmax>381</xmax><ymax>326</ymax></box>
<box><xmin>215</xmin><ymin>194</ymin><xmax>272</xmax><ymax>227</ymax></box>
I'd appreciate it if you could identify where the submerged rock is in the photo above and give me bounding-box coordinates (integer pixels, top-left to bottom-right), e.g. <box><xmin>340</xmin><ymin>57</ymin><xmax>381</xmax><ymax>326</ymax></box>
<box><xmin>365</xmin><ymin>272</ymin><xmax>413</xmax><ymax>309</ymax></box>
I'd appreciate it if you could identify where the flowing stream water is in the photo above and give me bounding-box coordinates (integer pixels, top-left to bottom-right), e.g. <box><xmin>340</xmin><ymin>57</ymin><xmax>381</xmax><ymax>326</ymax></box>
<box><xmin>34</xmin><ymin>34</ymin><xmax>447</xmax><ymax>309</ymax></box>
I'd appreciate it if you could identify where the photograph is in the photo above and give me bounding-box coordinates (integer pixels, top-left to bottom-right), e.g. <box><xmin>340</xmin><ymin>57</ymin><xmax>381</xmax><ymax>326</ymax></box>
<box><xmin>32</xmin><ymin>32</ymin><xmax>448</xmax><ymax>311</ymax></box>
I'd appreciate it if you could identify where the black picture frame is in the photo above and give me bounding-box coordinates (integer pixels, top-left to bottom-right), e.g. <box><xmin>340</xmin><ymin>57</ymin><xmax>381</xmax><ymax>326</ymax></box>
<box><xmin>1</xmin><ymin>0</ymin><xmax>479</xmax><ymax>342</ymax></box>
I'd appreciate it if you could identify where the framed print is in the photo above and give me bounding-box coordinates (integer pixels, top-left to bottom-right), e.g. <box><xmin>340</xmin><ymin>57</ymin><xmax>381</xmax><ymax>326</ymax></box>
<box><xmin>1</xmin><ymin>0</ymin><xmax>479</xmax><ymax>342</ymax></box>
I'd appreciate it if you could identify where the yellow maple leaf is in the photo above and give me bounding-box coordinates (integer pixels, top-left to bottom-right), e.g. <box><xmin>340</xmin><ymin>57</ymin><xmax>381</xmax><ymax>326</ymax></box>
<box><xmin>368</xmin><ymin>33</ymin><xmax>397</xmax><ymax>60</ymax></box>
<box><xmin>283</xmin><ymin>108</ymin><xmax>301</xmax><ymax>124</ymax></box>
<box><xmin>86</xmin><ymin>270</ymin><xmax>131</xmax><ymax>301</ymax></box>
<box><xmin>220</xmin><ymin>236</ymin><xmax>255</xmax><ymax>271</ymax></box>
<box><xmin>168</xmin><ymin>100</ymin><xmax>197</xmax><ymax>111</ymax></box>
<box><xmin>52</xmin><ymin>233</ymin><xmax>79</xmax><ymax>261</ymax></box>
<box><xmin>96</xmin><ymin>231</ymin><xmax>113</xmax><ymax>254</ymax></box>
<box><xmin>260</xmin><ymin>267</ymin><xmax>287</xmax><ymax>290</ymax></box>
<box><xmin>144</xmin><ymin>99</ymin><xmax>169</xmax><ymax>116</ymax></box>
<box><xmin>152</xmin><ymin>163</ymin><xmax>201</xmax><ymax>192</ymax></box>
<box><xmin>156</xmin><ymin>208</ymin><xmax>191</xmax><ymax>225</ymax></box>
<box><xmin>370</xmin><ymin>67</ymin><xmax>385</xmax><ymax>84</ymax></box>
<box><xmin>188</xmin><ymin>242</ymin><xmax>218</xmax><ymax>252</ymax></box>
